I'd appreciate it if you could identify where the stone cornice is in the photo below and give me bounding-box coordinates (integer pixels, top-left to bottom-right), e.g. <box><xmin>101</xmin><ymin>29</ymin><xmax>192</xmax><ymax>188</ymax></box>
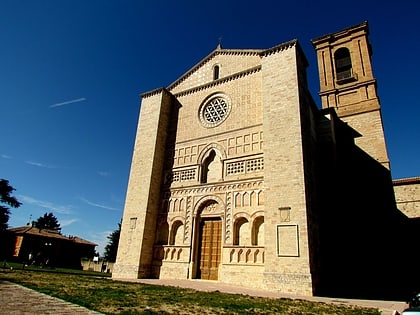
<box><xmin>173</xmin><ymin>65</ymin><xmax>261</xmax><ymax>98</ymax></box>
<box><xmin>259</xmin><ymin>39</ymin><xmax>308</xmax><ymax>68</ymax></box>
<box><xmin>141</xmin><ymin>87</ymin><xmax>168</xmax><ymax>99</ymax></box>
<box><xmin>165</xmin><ymin>177</ymin><xmax>264</xmax><ymax>197</ymax></box>
<box><xmin>259</xmin><ymin>39</ymin><xmax>298</xmax><ymax>57</ymax></box>
<box><xmin>318</xmin><ymin>79</ymin><xmax>377</xmax><ymax>96</ymax></box>
<box><xmin>393</xmin><ymin>177</ymin><xmax>420</xmax><ymax>186</ymax></box>
<box><xmin>311</xmin><ymin>21</ymin><xmax>368</xmax><ymax>46</ymax></box>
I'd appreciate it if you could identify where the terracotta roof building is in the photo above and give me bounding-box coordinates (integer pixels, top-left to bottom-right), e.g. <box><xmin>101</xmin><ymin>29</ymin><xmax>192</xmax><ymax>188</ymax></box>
<box><xmin>4</xmin><ymin>225</ymin><xmax>97</xmax><ymax>269</ymax></box>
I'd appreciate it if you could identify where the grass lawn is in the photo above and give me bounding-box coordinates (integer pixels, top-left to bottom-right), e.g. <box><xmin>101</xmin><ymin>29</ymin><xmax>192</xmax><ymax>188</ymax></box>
<box><xmin>0</xmin><ymin>267</ymin><xmax>381</xmax><ymax>314</ymax></box>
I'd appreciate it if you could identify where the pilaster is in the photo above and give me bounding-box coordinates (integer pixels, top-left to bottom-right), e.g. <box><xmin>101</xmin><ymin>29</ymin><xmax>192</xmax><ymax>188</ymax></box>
<box><xmin>261</xmin><ymin>43</ymin><xmax>313</xmax><ymax>295</ymax></box>
<box><xmin>113</xmin><ymin>89</ymin><xmax>173</xmax><ymax>279</ymax></box>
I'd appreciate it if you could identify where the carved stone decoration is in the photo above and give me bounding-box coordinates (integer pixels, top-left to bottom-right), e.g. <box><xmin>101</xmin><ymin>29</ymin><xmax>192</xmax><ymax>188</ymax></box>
<box><xmin>184</xmin><ymin>196</ymin><xmax>192</xmax><ymax>243</ymax></box>
<box><xmin>201</xmin><ymin>201</ymin><xmax>218</xmax><ymax>216</ymax></box>
<box><xmin>225</xmin><ymin>191</ymin><xmax>233</xmax><ymax>243</ymax></box>
<box><xmin>194</xmin><ymin>194</ymin><xmax>226</xmax><ymax>216</ymax></box>
<box><xmin>166</xmin><ymin>180</ymin><xmax>263</xmax><ymax>198</ymax></box>
<box><xmin>279</xmin><ymin>207</ymin><xmax>291</xmax><ymax>222</ymax></box>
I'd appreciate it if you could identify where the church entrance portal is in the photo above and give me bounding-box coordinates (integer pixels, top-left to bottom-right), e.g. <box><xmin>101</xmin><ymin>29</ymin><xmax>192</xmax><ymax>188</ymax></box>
<box><xmin>196</xmin><ymin>218</ymin><xmax>222</xmax><ymax>280</ymax></box>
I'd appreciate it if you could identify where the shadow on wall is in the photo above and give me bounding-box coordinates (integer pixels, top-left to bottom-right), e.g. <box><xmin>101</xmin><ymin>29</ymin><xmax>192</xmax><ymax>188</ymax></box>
<box><xmin>314</xmin><ymin>111</ymin><xmax>419</xmax><ymax>301</ymax></box>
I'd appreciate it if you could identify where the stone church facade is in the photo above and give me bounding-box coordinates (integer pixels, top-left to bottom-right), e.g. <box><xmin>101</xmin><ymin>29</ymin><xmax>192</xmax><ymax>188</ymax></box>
<box><xmin>113</xmin><ymin>22</ymin><xmax>419</xmax><ymax>298</ymax></box>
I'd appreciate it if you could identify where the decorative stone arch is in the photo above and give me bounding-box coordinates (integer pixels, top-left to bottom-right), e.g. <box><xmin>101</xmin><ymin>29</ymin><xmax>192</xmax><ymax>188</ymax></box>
<box><xmin>169</xmin><ymin>217</ymin><xmax>185</xmax><ymax>245</ymax></box>
<box><xmin>243</xmin><ymin>191</ymin><xmax>251</xmax><ymax>206</ymax></box>
<box><xmin>233</xmin><ymin>212</ymin><xmax>251</xmax><ymax>246</ymax></box>
<box><xmin>172</xmin><ymin>199</ymin><xmax>179</xmax><ymax>212</ymax></box>
<box><xmin>179</xmin><ymin>198</ymin><xmax>185</xmax><ymax>212</ymax></box>
<box><xmin>250</xmin><ymin>210</ymin><xmax>264</xmax><ymax>221</ymax></box>
<box><xmin>257</xmin><ymin>190</ymin><xmax>264</xmax><ymax>205</ymax></box>
<box><xmin>251</xmin><ymin>214</ymin><xmax>264</xmax><ymax>246</ymax></box>
<box><xmin>196</xmin><ymin>143</ymin><xmax>227</xmax><ymax>184</ymax></box>
<box><xmin>192</xmin><ymin>195</ymin><xmax>224</xmax><ymax>280</ymax></box>
<box><xmin>169</xmin><ymin>215</ymin><xmax>185</xmax><ymax>225</ymax></box>
<box><xmin>233</xmin><ymin>211</ymin><xmax>251</xmax><ymax>221</ymax></box>
<box><xmin>197</xmin><ymin>143</ymin><xmax>227</xmax><ymax>165</ymax></box>
<box><xmin>194</xmin><ymin>195</ymin><xmax>225</xmax><ymax>217</ymax></box>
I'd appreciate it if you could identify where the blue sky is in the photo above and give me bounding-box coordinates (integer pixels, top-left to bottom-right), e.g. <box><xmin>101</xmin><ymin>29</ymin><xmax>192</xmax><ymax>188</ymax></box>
<box><xmin>1</xmin><ymin>1</ymin><xmax>419</xmax><ymax>255</ymax></box>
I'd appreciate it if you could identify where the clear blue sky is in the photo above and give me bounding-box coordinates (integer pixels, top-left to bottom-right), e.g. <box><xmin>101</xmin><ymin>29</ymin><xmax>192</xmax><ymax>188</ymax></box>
<box><xmin>1</xmin><ymin>0</ymin><xmax>419</xmax><ymax>255</ymax></box>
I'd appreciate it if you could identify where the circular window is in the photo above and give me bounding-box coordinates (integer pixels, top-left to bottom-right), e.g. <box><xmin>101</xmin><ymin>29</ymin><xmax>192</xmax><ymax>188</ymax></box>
<box><xmin>199</xmin><ymin>94</ymin><xmax>231</xmax><ymax>128</ymax></box>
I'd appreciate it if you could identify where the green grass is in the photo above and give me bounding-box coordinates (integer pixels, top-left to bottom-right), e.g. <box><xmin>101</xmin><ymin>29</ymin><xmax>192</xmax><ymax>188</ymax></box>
<box><xmin>3</xmin><ymin>261</ymin><xmax>111</xmax><ymax>277</ymax></box>
<box><xmin>0</xmin><ymin>267</ymin><xmax>381</xmax><ymax>315</ymax></box>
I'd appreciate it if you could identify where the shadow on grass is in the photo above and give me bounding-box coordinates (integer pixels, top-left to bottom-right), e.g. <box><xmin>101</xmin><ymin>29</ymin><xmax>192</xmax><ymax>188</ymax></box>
<box><xmin>0</xmin><ymin>267</ymin><xmax>381</xmax><ymax>315</ymax></box>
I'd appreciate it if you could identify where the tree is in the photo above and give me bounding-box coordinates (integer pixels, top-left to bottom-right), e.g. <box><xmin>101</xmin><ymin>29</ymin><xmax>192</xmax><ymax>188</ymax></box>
<box><xmin>33</xmin><ymin>212</ymin><xmax>61</xmax><ymax>232</ymax></box>
<box><xmin>0</xmin><ymin>179</ymin><xmax>22</xmax><ymax>231</ymax></box>
<box><xmin>103</xmin><ymin>221</ymin><xmax>121</xmax><ymax>262</ymax></box>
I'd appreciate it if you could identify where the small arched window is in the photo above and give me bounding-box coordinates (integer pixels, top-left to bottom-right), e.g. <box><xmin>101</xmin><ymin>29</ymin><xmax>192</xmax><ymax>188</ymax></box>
<box><xmin>233</xmin><ymin>217</ymin><xmax>250</xmax><ymax>245</ymax></box>
<box><xmin>334</xmin><ymin>48</ymin><xmax>354</xmax><ymax>82</ymax></box>
<box><xmin>213</xmin><ymin>65</ymin><xmax>220</xmax><ymax>80</ymax></box>
<box><xmin>169</xmin><ymin>221</ymin><xmax>184</xmax><ymax>245</ymax></box>
<box><xmin>251</xmin><ymin>216</ymin><xmax>264</xmax><ymax>246</ymax></box>
<box><xmin>201</xmin><ymin>150</ymin><xmax>222</xmax><ymax>183</ymax></box>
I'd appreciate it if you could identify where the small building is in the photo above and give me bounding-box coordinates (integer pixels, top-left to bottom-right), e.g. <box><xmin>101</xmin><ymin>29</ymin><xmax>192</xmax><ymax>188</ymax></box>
<box><xmin>5</xmin><ymin>225</ymin><xmax>97</xmax><ymax>269</ymax></box>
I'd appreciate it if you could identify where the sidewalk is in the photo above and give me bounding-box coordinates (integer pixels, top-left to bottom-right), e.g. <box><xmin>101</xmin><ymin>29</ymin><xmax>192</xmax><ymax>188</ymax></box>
<box><xmin>0</xmin><ymin>280</ymin><xmax>103</xmax><ymax>315</ymax></box>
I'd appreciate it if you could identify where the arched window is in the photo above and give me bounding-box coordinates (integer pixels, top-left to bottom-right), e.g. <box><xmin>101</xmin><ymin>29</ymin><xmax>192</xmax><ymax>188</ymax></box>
<box><xmin>201</xmin><ymin>150</ymin><xmax>222</xmax><ymax>183</ymax></box>
<box><xmin>334</xmin><ymin>48</ymin><xmax>353</xmax><ymax>82</ymax></box>
<box><xmin>233</xmin><ymin>217</ymin><xmax>250</xmax><ymax>245</ymax></box>
<box><xmin>169</xmin><ymin>221</ymin><xmax>184</xmax><ymax>245</ymax></box>
<box><xmin>252</xmin><ymin>216</ymin><xmax>264</xmax><ymax>246</ymax></box>
<box><xmin>213</xmin><ymin>65</ymin><xmax>220</xmax><ymax>80</ymax></box>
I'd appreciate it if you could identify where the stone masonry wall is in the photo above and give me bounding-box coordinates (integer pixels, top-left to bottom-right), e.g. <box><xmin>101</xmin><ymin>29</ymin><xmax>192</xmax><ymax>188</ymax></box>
<box><xmin>261</xmin><ymin>43</ymin><xmax>313</xmax><ymax>295</ymax></box>
<box><xmin>169</xmin><ymin>51</ymin><xmax>261</xmax><ymax>94</ymax></box>
<box><xmin>394</xmin><ymin>179</ymin><xmax>420</xmax><ymax>218</ymax></box>
<box><xmin>113</xmin><ymin>90</ymin><xmax>173</xmax><ymax>279</ymax></box>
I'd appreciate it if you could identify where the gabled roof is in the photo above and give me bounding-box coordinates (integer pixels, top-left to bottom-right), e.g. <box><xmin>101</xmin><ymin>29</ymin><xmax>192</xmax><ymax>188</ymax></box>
<box><xmin>69</xmin><ymin>236</ymin><xmax>97</xmax><ymax>246</ymax></box>
<box><xmin>166</xmin><ymin>39</ymin><xmax>301</xmax><ymax>93</ymax></box>
<box><xmin>7</xmin><ymin>226</ymin><xmax>97</xmax><ymax>246</ymax></box>
<box><xmin>166</xmin><ymin>46</ymin><xmax>263</xmax><ymax>92</ymax></box>
<box><xmin>8</xmin><ymin>226</ymin><xmax>66</xmax><ymax>239</ymax></box>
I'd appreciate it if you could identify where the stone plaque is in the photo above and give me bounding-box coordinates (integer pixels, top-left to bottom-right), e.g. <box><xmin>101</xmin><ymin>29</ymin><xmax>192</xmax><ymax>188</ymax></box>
<box><xmin>277</xmin><ymin>224</ymin><xmax>299</xmax><ymax>257</ymax></box>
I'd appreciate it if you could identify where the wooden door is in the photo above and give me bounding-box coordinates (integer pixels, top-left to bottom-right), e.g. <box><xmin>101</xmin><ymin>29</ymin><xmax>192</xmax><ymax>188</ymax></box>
<box><xmin>198</xmin><ymin>219</ymin><xmax>221</xmax><ymax>280</ymax></box>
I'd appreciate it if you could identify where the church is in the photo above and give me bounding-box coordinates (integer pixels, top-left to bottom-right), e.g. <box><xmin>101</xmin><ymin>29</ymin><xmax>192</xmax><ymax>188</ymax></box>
<box><xmin>113</xmin><ymin>21</ymin><xmax>419</xmax><ymax>299</ymax></box>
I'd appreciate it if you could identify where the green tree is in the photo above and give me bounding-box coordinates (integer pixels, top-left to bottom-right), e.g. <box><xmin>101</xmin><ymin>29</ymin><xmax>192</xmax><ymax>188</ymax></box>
<box><xmin>33</xmin><ymin>212</ymin><xmax>61</xmax><ymax>232</ymax></box>
<box><xmin>0</xmin><ymin>179</ymin><xmax>22</xmax><ymax>231</ymax></box>
<box><xmin>103</xmin><ymin>221</ymin><xmax>121</xmax><ymax>262</ymax></box>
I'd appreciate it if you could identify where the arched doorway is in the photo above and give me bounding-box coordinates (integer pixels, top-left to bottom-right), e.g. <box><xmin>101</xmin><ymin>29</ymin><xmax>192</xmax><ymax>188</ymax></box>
<box><xmin>196</xmin><ymin>217</ymin><xmax>222</xmax><ymax>280</ymax></box>
<box><xmin>193</xmin><ymin>199</ymin><xmax>223</xmax><ymax>280</ymax></box>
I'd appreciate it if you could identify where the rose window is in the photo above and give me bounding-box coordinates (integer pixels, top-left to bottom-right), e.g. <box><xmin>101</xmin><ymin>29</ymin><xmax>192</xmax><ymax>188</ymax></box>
<box><xmin>199</xmin><ymin>94</ymin><xmax>231</xmax><ymax>127</ymax></box>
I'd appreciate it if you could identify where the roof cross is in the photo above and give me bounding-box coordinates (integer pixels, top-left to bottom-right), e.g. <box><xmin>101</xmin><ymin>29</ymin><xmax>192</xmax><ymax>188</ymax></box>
<box><xmin>217</xmin><ymin>36</ymin><xmax>223</xmax><ymax>49</ymax></box>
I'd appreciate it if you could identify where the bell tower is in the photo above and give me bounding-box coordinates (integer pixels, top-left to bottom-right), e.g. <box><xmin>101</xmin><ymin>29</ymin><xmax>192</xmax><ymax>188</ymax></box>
<box><xmin>311</xmin><ymin>21</ymin><xmax>390</xmax><ymax>169</ymax></box>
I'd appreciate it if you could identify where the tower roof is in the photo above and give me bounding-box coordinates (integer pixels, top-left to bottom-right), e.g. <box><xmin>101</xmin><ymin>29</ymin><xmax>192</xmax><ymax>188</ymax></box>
<box><xmin>311</xmin><ymin>21</ymin><xmax>369</xmax><ymax>46</ymax></box>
